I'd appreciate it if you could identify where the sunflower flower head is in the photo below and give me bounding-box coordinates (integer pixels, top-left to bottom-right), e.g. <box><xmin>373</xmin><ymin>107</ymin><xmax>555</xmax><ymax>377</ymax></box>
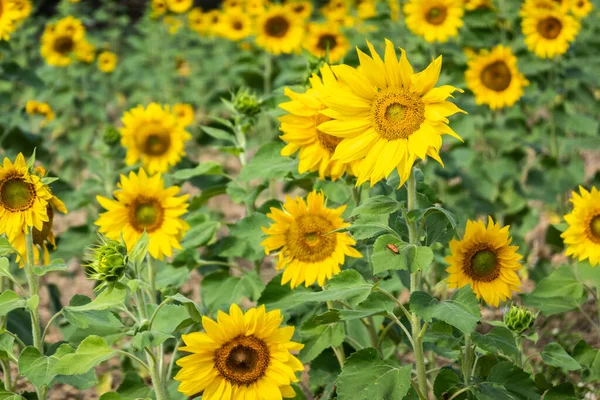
<box><xmin>570</xmin><ymin>0</ymin><xmax>593</xmax><ymax>18</ymax></box>
<box><xmin>175</xmin><ymin>304</ymin><xmax>304</xmax><ymax>399</ymax></box>
<box><xmin>521</xmin><ymin>7</ymin><xmax>580</xmax><ymax>58</ymax></box>
<box><xmin>98</xmin><ymin>51</ymin><xmax>118</xmax><ymax>73</ymax></box>
<box><xmin>261</xmin><ymin>190</ymin><xmax>362</xmax><ymax>288</ymax></box>
<box><xmin>318</xmin><ymin>39</ymin><xmax>465</xmax><ymax>187</ymax></box>
<box><xmin>304</xmin><ymin>23</ymin><xmax>350</xmax><ymax>63</ymax></box>
<box><xmin>255</xmin><ymin>4</ymin><xmax>304</xmax><ymax>55</ymax></box>
<box><xmin>403</xmin><ymin>0</ymin><xmax>464</xmax><ymax>43</ymax></box>
<box><xmin>0</xmin><ymin>0</ymin><xmax>22</xmax><ymax>40</ymax></box>
<box><xmin>561</xmin><ymin>186</ymin><xmax>600</xmax><ymax>267</ymax></box>
<box><xmin>446</xmin><ymin>217</ymin><xmax>522</xmax><ymax>307</ymax></box>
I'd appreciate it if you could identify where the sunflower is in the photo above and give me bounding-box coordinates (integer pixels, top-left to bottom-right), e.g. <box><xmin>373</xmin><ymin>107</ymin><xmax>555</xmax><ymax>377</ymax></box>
<box><xmin>120</xmin><ymin>103</ymin><xmax>192</xmax><ymax>174</ymax></box>
<box><xmin>446</xmin><ymin>217</ymin><xmax>522</xmax><ymax>307</ymax></box>
<box><xmin>279</xmin><ymin>65</ymin><xmax>354</xmax><ymax>181</ymax></box>
<box><xmin>388</xmin><ymin>0</ymin><xmax>400</xmax><ymax>21</ymax></box>
<box><xmin>188</xmin><ymin>7</ymin><xmax>206</xmax><ymax>33</ymax></box>
<box><xmin>463</xmin><ymin>0</ymin><xmax>493</xmax><ymax>10</ymax></box>
<box><xmin>26</xmin><ymin>100</ymin><xmax>55</xmax><ymax>122</ymax></box>
<box><xmin>223</xmin><ymin>0</ymin><xmax>244</xmax><ymax>10</ymax></box>
<box><xmin>95</xmin><ymin>169</ymin><xmax>190</xmax><ymax>260</ymax></box>
<box><xmin>404</xmin><ymin>0</ymin><xmax>464</xmax><ymax>43</ymax></box>
<box><xmin>219</xmin><ymin>8</ymin><xmax>253</xmax><ymax>41</ymax></box>
<box><xmin>172</xmin><ymin>103</ymin><xmax>194</xmax><ymax>127</ymax></box>
<box><xmin>40</xmin><ymin>17</ymin><xmax>88</xmax><ymax>67</ymax></box>
<box><xmin>522</xmin><ymin>8</ymin><xmax>580</xmax><ymax>58</ymax></box>
<box><xmin>0</xmin><ymin>154</ymin><xmax>52</xmax><ymax>238</ymax></box>
<box><xmin>561</xmin><ymin>186</ymin><xmax>600</xmax><ymax>267</ymax></box>
<box><xmin>98</xmin><ymin>51</ymin><xmax>117</xmax><ymax>73</ymax></box>
<box><xmin>151</xmin><ymin>0</ymin><xmax>167</xmax><ymax>18</ymax></box>
<box><xmin>203</xmin><ymin>10</ymin><xmax>224</xmax><ymax>37</ymax></box>
<box><xmin>164</xmin><ymin>15</ymin><xmax>183</xmax><ymax>34</ymax></box>
<box><xmin>321</xmin><ymin>0</ymin><xmax>348</xmax><ymax>20</ymax></box>
<box><xmin>246</xmin><ymin>0</ymin><xmax>268</xmax><ymax>16</ymax></box>
<box><xmin>261</xmin><ymin>191</ymin><xmax>362</xmax><ymax>288</ymax></box>
<box><xmin>175</xmin><ymin>304</ymin><xmax>304</xmax><ymax>399</ymax></box>
<box><xmin>570</xmin><ymin>0</ymin><xmax>593</xmax><ymax>18</ymax></box>
<box><xmin>304</xmin><ymin>24</ymin><xmax>349</xmax><ymax>62</ymax></box>
<box><xmin>465</xmin><ymin>45</ymin><xmax>528</xmax><ymax>110</ymax></box>
<box><xmin>318</xmin><ymin>39</ymin><xmax>465</xmax><ymax>187</ymax></box>
<box><xmin>0</xmin><ymin>0</ymin><xmax>19</xmax><ymax>40</ymax></box>
<box><xmin>519</xmin><ymin>0</ymin><xmax>557</xmax><ymax>16</ymax></box>
<box><xmin>255</xmin><ymin>5</ymin><xmax>304</xmax><ymax>54</ymax></box>
<box><xmin>166</xmin><ymin>0</ymin><xmax>192</xmax><ymax>13</ymax></box>
<box><xmin>355</xmin><ymin>0</ymin><xmax>378</xmax><ymax>20</ymax></box>
<box><xmin>285</xmin><ymin>0</ymin><xmax>313</xmax><ymax>19</ymax></box>
<box><xmin>9</xmin><ymin>0</ymin><xmax>31</xmax><ymax>21</ymax></box>
<box><xmin>11</xmin><ymin>195</ymin><xmax>68</xmax><ymax>266</ymax></box>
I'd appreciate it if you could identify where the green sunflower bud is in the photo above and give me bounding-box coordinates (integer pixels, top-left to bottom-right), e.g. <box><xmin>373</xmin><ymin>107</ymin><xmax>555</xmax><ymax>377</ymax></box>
<box><xmin>103</xmin><ymin>125</ymin><xmax>121</xmax><ymax>146</ymax></box>
<box><xmin>86</xmin><ymin>237</ymin><xmax>127</xmax><ymax>286</ymax></box>
<box><xmin>233</xmin><ymin>88</ymin><xmax>262</xmax><ymax>118</ymax></box>
<box><xmin>504</xmin><ymin>304</ymin><xmax>536</xmax><ymax>334</ymax></box>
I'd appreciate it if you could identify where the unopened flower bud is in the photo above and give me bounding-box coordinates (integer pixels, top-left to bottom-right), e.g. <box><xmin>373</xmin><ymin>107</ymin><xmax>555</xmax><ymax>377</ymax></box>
<box><xmin>103</xmin><ymin>125</ymin><xmax>121</xmax><ymax>146</ymax></box>
<box><xmin>504</xmin><ymin>304</ymin><xmax>536</xmax><ymax>334</ymax></box>
<box><xmin>86</xmin><ymin>237</ymin><xmax>127</xmax><ymax>285</ymax></box>
<box><xmin>233</xmin><ymin>88</ymin><xmax>262</xmax><ymax>117</ymax></box>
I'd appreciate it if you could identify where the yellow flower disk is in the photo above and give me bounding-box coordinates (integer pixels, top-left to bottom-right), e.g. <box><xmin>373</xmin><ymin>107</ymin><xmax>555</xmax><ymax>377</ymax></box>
<box><xmin>95</xmin><ymin>169</ymin><xmax>190</xmax><ymax>260</ymax></box>
<box><xmin>261</xmin><ymin>191</ymin><xmax>362</xmax><ymax>288</ymax></box>
<box><xmin>465</xmin><ymin>45</ymin><xmax>529</xmax><ymax>110</ymax></box>
<box><xmin>318</xmin><ymin>39</ymin><xmax>465</xmax><ymax>187</ymax></box>
<box><xmin>404</xmin><ymin>0</ymin><xmax>464</xmax><ymax>43</ymax></box>
<box><xmin>446</xmin><ymin>217</ymin><xmax>523</xmax><ymax>307</ymax></box>
<box><xmin>174</xmin><ymin>304</ymin><xmax>304</xmax><ymax>399</ymax></box>
<box><xmin>561</xmin><ymin>186</ymin><xmax>600</xmax><ymax>267</ymax></box>
<box><xmin>522</xmin><ymin>8</ymin><xmax>580</xmax><ymax>58</ymax></box>
<box><xmin>255</xmin><ymin>5</ymin><xmax>304</xmax><ymax>55</ymax></box>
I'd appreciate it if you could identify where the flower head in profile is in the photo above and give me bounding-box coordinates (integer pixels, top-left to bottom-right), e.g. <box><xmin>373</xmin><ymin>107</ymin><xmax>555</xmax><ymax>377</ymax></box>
<box><xmin>261</xmin><ymin>191</ymin><xmax>362</xmax><ymax>288</ymax></box>
<box><xmin>404</xmin><ymin>0</ymin><xmax>464</xmax><ymax>43</ymax></box>
<box><xmin>561</xmin><ymin>186</ymin><xmax>600</xmax><ymax>267</ymax></box>
<box><xmin>465</xmin><ymin>45</ymin><xmax>529</xmax><ymax>110</ymax></box>
<box><xmin>521</xmin><ymin>8</ymin><xmax>580</xmax><ymax>58</ymax></box>
<box><xmin>255</xmin><ymin>5</ymin><xmax>304</xmax><ymax>55</ymax></box>
<box><xmin>120</xmin><ymin>102</ymin><xmax>192</xmax><ymax>174</ymax></box>
<box><xmin>175</xmin><ymin>304</ymin><xmax>304</xmax><ymax>400</ymax></box>
<box><xmin>95</xmin><ymin>169</ymin><xmax>190</xmax><ymax>260</ymax></box>
<box><xmin>446</xmin><ymin>217</ymin><xmax>522</xmax><ymax>307</ymax></box>
<box><xmin>318</xmin><ymin>39</ymin><xmax>465</xmax><ymax>187</ymax></box>
<box><xmin>98</xmin><ymin>51</ymin><xmax>118</xmax><ymax>73</ymax></box>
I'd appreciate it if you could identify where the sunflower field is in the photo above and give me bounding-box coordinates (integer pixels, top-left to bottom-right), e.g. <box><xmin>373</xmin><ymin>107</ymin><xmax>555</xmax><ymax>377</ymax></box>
<box><xmin>1</xmin><ymin>0</ymin><xmax>600</xmax><ymax>399</ymax></box>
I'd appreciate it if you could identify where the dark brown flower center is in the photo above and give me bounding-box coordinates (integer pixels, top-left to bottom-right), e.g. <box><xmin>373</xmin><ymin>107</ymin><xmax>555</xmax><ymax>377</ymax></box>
<box><xmin>265</xmin><ymin>15</ymin><xmax>290</xmax><ymax>38</ymax></box>
<box><xmin>142</xmin><ymin>132</ymin><xmax>171</xmax><ymax>156</ymax></box>
<box><xmin>53</xmin><ymin>36</ymin><xmax>75</xmax><ymax>55</ymax></box>
<box><xmin>426</xmin><ymin>6</ymin><xmax>447</xmax><ymax>25</ymax></box>
<box><xmin>233</xmin><ymin>20</ymin><xmax>243</xmax><ymax>30</ymax></box>
<box><xmin>0</xmin><ymin>178</ymin><xmax>36</xmax><ymax>212</ymax></box>
<box><xmin>480</xmin><ymin>61</ymin><xmax>512</xmax><ymax>92</ymax></box>
<box><xmin>130</xmin><ymin>197</ymin><xmax>164</xmax><ymax>232</ymax></box>
<box><xmin>465</xmin><ymin>247</ymin><xmax>500</xmax><ymax>281</ymax></box>
<box><xmin>590</xmin><ymin>215</ymin><xmax>600</xmax><ymax>240</ymax></box>
<box><xmin>293</xmin><ymin>4</ymin><xmax>306</xmax><ymax>13</ymax></box>
<box><xmin>317</xmin><ymin>34</ymin><xmax>338</xmax><ymax>51</ymax></box>
<box><xmin>537</xmin><ymin>17</ymin><xmax>562</xmax><ymax>39</ymax></box>
<box><xmin>214</xmin><ymin>335</ymin><xmax>270</xmax><ymax>385</ymax></box>
<box><xmin>286</xmin><ymin>215</ymin><xmax>337</xmax><ymax>262</ymax></box>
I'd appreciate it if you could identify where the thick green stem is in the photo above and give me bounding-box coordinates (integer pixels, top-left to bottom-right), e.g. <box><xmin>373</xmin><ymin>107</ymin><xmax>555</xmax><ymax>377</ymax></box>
<box><xmin>326</xmin><ymin>299</ymin><xmax>346</xmax><ymax>367</ymax></box>
<box><xmin>462</xmin><ymin>335</ymin><xmax>474</xmax><ymax>385</ymax></box>
<box><xmin>147</xmin><ymin>256</ymin><xmax>157</xmax><ymax>301</ymax></box>
<box><xmin>1</xmin><ymin>360</ymin><xmax>12</xmax><ymax>392</ymax></box>
<box><xmin>263</xmin><ymin>53</ymin><xmax>273</xmax><ymax>137</ymax></box>
<box><xmin>147</xmin><ymin>350</ymin><xmax>170</xmax><ymax>400</ymax></box>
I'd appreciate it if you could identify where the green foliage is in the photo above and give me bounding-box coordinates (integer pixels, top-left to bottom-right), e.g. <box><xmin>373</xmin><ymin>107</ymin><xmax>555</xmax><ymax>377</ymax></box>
<box><xmin>522</xmin><ymin>267</ymin><xmax>586</xmax><ymax>315</ymax></box>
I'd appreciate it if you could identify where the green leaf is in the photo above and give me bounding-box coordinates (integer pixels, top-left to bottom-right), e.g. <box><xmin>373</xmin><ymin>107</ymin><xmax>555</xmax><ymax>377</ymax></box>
<box><xmin>351</xmin><ymin>195</ymin><xmax>401</xmax><ymax>216</ymax></box>
<box><xmin>410</xmin><ymin>285</ymin><xmax>481</xmax><ymax>334</ymax></box>
<box><xmin>337</xmin><ymin>292</ymin><xmax>395</xmax><ymax>321</ymax></box>
<box><xmin>128</xmin><ymin>232</ymin><xmax>149</xmax><ymax>263</ymax></box>
<box><xmin>0</xmin><ymin>241</ymin><xmax>13</xmax><ymax>256</ymax></box>
<box><xmin>543</xmin><ymin>383</ymin><xmax>577</xmax><ymax>400</ymax></box>
<box><xmin>54</xmin><ymin>336</ymin><xmax>116</xmax><ymax>375</ymax></box>
<box><xmin>151</xmin><ymin>304</ymin><xmax>190</xmax><ymax>334</ymax></box>
<box><xmin>478</xmin><ymin>361</ymin><xmax>539</xmax><ymax>400</ymax></box>
<box><xmin>0</xmin><ymin>290</ymin><xmax>26</xmax><ymax>317</ymax></box>
<box><xmin>541</xmin><ymin>343</ymin><xmax>581</xmax><ymax>371</ymax></box>
<box><xmin>131</xmin><ymin>331</ymin><xmax>173</xmax><ymax>351</ymax></box>
<box><xmin>201</xmin><ymin>270</ymin><xmax>264</xmax><ymax>312</ymax></box>
<box><xmin>572</xmin><ymin>340</ymin><xmax>600</xmax><ymax>382</ymax></box>
<box><xmin>336</xmin><ymin>348</ymin><xmax>412</xmax><ymax>400</ymax></box>
<box><xmin>64</xmin><ymin>286</ymin><xmax>126</xmax><ymax>312</ymax></box>
<box><xmin>239</xmin><ymin>142</ymin><xmax>298</xmax><ymax>181</ymax></box>
<box><xmin>522</xmin><ymin>267</ymin><xmax>585</xmax><ymax>315</ymax></box>
<box><xmin>433</xmin><ymin>368</ymin><xmax>464</xmax><ymax>399</ymax></box>
<box><xmin>348</xmin><ymin>213</ymin><xmax>392</xmax><ymax>240</ymax></box>
<box><xmin>181</xmin><ymin>220</ymin><xmax>219</xmax><ymax>249</ymax></box>
<box><xmin>32</xmin><ymin>259</ymin><xmax>68</xmax><ymax>276</ymax></box>
<box><xmin>18</xmin><ymin>344</ymin><xmax>72</xmax><ymax>387</ymax></box>
<box><xmin>371</xmin><ymin>234</ymin><xmax>409</xmax><ymax>274</ymax></box>
<box><xmin>0</xmin><ymin>333</ymin><xmax>15</xmax><ymax>361</ymax></box>
<box><xmin>406</xmin><ymin>245</ymin><xmax>434</xmax><ymax>274</ymax></box>
<box><xmin>299</xmin><ymin>321</ymin><xmax>344</xmax><ymax>363</ymax></box>
<box><xmin>169</xmin><ymin>161</ymin><xmax>224</xmax><ymax>180</ymax></box>
<box><xmin>472</xmin><ymin>327</ymin><xmax>519</xmax><ymax>362</ymax></box>
<box><xmin>201</xmin><ymin>125</ymin><xmax>236</xmax><ymax>144</ymax></box>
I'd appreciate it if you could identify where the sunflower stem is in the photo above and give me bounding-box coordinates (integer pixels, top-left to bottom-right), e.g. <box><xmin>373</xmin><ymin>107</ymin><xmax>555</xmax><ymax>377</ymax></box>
<box><xmin>461</xmin><ymin>334</ymin><xmax>474</xmax><ymax>385</ymax></box>
<box><xmin>263</xmin><ymin>53</ymin><xmax>273</xmax><ymax>137</ymax></box>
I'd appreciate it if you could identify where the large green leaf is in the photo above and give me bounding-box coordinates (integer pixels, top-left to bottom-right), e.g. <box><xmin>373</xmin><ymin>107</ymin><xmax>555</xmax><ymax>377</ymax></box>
<box><xmin>472</xmin><ymin>327</ymin><xmax>519</xmax><ymax>362</ymax></box>
<box><xmin>336</xmin><ymin>348</ymin><xmax>412</xmax><ymax>400</ymax></box>
<box><xmin>371</xmin><ymin>234</ymin><xmax>409</xmax><ymax>274</ymax></box>
<box><xmin>238</xmin><ymin>142</ymin><xmax>298</xmax><ymax>181</ymax></box>
<box><xmin>522</xmin><ymin>267</ymin><xmax>585</xmax><ymax>315</ymax></box>
<box><xmin>541</xmin><ymin>343</ymin><xmax>581</xmax><ymax>371</ymax></box>
<box><xmin>299</xmin><ymin>321</ymin><xmax>344</xmax><ymax>363</ymax></box>
<box><xmin>0</xmin><ymin>290</ymin><xmax>26</xmax><ymax>317</ymax></box>
<box><xmin>63</xmin><ymin>286</ymin><xmax>126</xmax><ymax>313</ymax></box>
<box><xmin>201</xmin><ymin>270</ymin><xmax>264</xmax><ymax>312</ymax></box>
<box><xmin>351</xmin><ymin>195</ymin><xmax>401</xmax><ymax>216</ymax></box>
<box><xmin>477</xmin><ymin>361</ymin><xmax>539</xmax><ymax>400</ymax></box>
<box><xmin>169</xmin><ymin>161</ymin><xmax>224</xmax><ymax>180</ymax></box>
<box><xmin>53</xmin><ymin>336</ymin><xmax>116</xmax><ymax>375</ymax></box>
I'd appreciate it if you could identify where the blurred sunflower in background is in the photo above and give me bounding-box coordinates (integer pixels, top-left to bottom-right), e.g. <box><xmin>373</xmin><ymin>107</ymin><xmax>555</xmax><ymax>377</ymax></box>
<box><xmin>222</xmin><ymin>0</ymin><xmax>244</xmax><ymax>10</ymax></box>
<box><xmin>10</xmin><ymin>0</ymin><xmax>32</xmax><ymax>22</ymax></box>
<box><xmin>261</xmin><ymin>191</ymin><xmax>362</xmax><ymax>288</ymax></box>
<box><xmin>98</xmin><ymin>51</ymin><xmax>118</xmax><ymax>73</ymax></box>
<box><xmin>279</xmin><ymin>64</ymin><xmax>355</xmax><ymax>181</ymax></box>
<box><xmin>255</xmin><ymin>5</ymin><xmax>304</xmax><ymax>55</ymax></box>
<box><xmin>561</xmin><ymin>186</ymin><xmax>600</xmax><ymax>267</ymax></box>
<box><xmin>188</xmin><ymin>7</ymin><xmax>206</xmax><ymax>33</ymax></box>
<box><xmin>218</xmin><ymin>8</ymin><xmax>253</xmax><ymax>41</ymax></box>
<box><xmin>175</xmin><ymin>304</ymin><xmax>304</xmax><ymax>399</ymax></box>
<box><xmin>0</xmin><ymin>0</ymin><xmax>19</xmax><ymax>40</ymax></box>
<box><xmin>246</xmin><ymin>0</ymin><xmax>268</xmax><ymax>16</ymax></box>
<box><xmin>40</xmin><ymin>16</ymin><xmax>94</xmax><ymax>66</ymax></box>
<box><xmin>120</xmin><ymin>102</ymin><xmax>192</xmax><ymax>174</ymax></box>
<box><xmin>522</xmin><ymin>8</ymin><xmax>580</xmax><ymax>58</ymax></box>
<box><xmin>203</xmin><ymin>10</ymin><xmax>224</xmax><ymax>37</ymax></box>
<box><xmin>404</xmin><ymin>0</ymin><xmax>464</xmax><ymax>43</ymax></box>
<box><xmin>318</xmin><ymin>39</ymin><xmax>465</xmax><ymax>187</ymax></box>
<box><xmin>465</xmin><ymin>45</ymin><xmax>528</xmax><ymax>110</ymax></box>
<box><xmin>446</xmin><ymin>217</ymin><xmax>522</xmax><ymax>307</ymax></box>
<box><xmin>26</xmin><ymin>100</ymin><xmax>55</xmax><ymax>122</ymax></box>
<box><xmin>285</xmin><ymin>0</ymin><xmax>313</xmax><ymax>19</ymax></box>
<box><xmin>172</xmin><ymin>103</ymin><xmax>194</xmax><ymax>127</ymax></box>
<box><xmin>570</xmin><ymin>0</ymin><xmax>593</xmax><ymax>18</ymax></box>
<box><xmin>96</xmin><ymin>169</ymin><xmax>190</xmax><ymax>260</ymax></box>
<box><xmin>354</xmin><ymin>0</ymin><xmax>378</xmax><ymax>20</ymax></box>
<box><xmin>463</xmin><ymin>0</ymin><xmax>493</xmax><ymax>10</ymax></box>
<box><xmin>519</xmin><ymin>0</ymin><xmax>558</xmax><ymax>16</ymax></box>
<box><xmin>304</xmin><ymin>24</ymin><xmax>349</xmax><ymax>62</ymax></box>
<box><xmin>321</xmin><ymin>0</ymin><xmax>348</xmax><ymax>21</ymax></box>
<box><xmin>166</xmin><ymin>0</ymin><xmax>193</xmax><ymax>14</ymax></box>
<box><xmin>151</xmin><ymin>0</ymin><xmax>167</xmax><ymax>18</ymax></box>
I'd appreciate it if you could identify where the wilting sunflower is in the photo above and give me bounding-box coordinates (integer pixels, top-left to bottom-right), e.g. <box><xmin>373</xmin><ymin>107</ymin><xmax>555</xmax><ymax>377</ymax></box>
<box><xmin>120</xmin><ymin>103</ymin><xmax>192</xmax><ymax>174</ymax></box>
<box><xmin>522</xmin><ymin>8</ymin><xmax>580</xmax><ymax>58</ymax></box>
<box><xmin>404</xmin><ymin>0</ymin><xmax>464</xmax><ymax>43</ymax></box>
<box><xmin>0</xmin><ymin>154</ymin><xmax>52</xmax><ymax>238</ymax></box>
<box><xmin>11</xmin><ymin>194</ymin><xmax>68</xmax><ymax>266</ymax></box>
<box><xmin>318</xmin><ymin>39</ymin><xmax>465</xmax><ymax>187</ymax></box>
<box><xmin>98</xmin><ymin>51</ymin><xmax>118</xmax><ymax>73</ymax></box>
<box><xmin>95</xmin><ymin>169</ymin><xmax>190</xmax><ymax>260</ymax></box>
<box><xmin>465</xmin><ymin>45</ymin><xmax>528</xmax><ymax>110</ymax></box>
<box><xmin>285</xmin><ymin>0</ymin><xmax>313</xmax><ymax>19</ymax></box>
<box><xmin>166</xmin><ymin>0</ymin><xmax>192</xmax><ymax>13</ymax></box>
<box><xmin>172</xmin><ymin>103</ymin><xmax>194</xmax><ymax>127</ymax></box>
<box><xmin>561</xmin><ymin>186</ymin><xmax>600</xmax><ymax>267</ymax></box>
<box><xmin>255</xmin><ymin>5</ymin><xmax>304</xmax><ymax>55</ymax></box>
<box><xmin>279</xmin><ymin>65</ymin><xmax>354</xmax><ymax>180</ymax></box>
<box><xmin>175</xmin><ymin>304</ymin><xmax>304</xmax><ymax>399</ymax></box>
<box><xmin>10</xmin><ymin>0</ymin><xmax>32</xmax><ymax>21</ymax></box>
<box><xmin>446</xmin><ymin>217</ymin><xmax>522</xmax><ymax>307</ymax></box>
<box><xmin>570</xmin><ymin>0</ymin><xmax>593</xmax><ymax>18</ymax></box>
<box><xmin>304</xmin><ymin>24</ymin><xmax>349</xmax><ymax>62</ymax></box>
<box><xmin>26</xmin><ymin>100</ymin><xmax>55</xmax><ymax>122</ymax></box>
<box><xmin>40</xmin><ymin>16</ymin><xmax>88</xmax><ymax>67</ymax></box>
<box><xmin>0</xmin><ymin>0</ymin><xmax>19</xmax><ymax>40</ymax></box>
<box><xmin>261</xmin><ymin>191</ymin><xmax>362</xmax><ymax>288</ymax></box>
<box><xmin>219</xmin><ymin>8</ymin><xmax>253</xmax><ymax>41</ymax></box>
